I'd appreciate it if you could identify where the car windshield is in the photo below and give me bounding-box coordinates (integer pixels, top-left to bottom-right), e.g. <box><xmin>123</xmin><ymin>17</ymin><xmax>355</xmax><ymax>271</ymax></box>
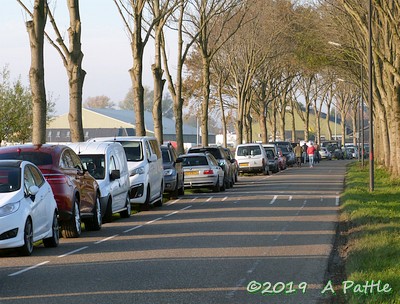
<box><xmin>237</xmin><ymin>146</ymin><xmax>261</xmax><ymax>156</ymax></box>
<box><xmin>0</xmin><ymin>152</ymin><xmax>52</xmax><ymax>166</ymax></box>
<box><xmin>264</xmin><ymin>149</ymin><xmax>275</xmax><ymax>159</ymax></box>
<box><xmin>79</xmin><ymin>155</ymin><xmax>106</xmax><ymax>179</ymax></box>
<box><xmin>161</xmin><ymin>149</ymin><xmax>172</xmax><ymax>163</ymax></box>
<box><xmin>119</xmin><ymin>141</ymin><xmax>143</xmax><ymax>162</ymax></box>
<box><xmin>182</xmin><ymin>156</ymin><xmax>208</xmax><ymax>167</ymax></box>
<box><xmin>0</xmin><ymin>167</ymin><xmax>21</xmax><ymax>193</ymax></box>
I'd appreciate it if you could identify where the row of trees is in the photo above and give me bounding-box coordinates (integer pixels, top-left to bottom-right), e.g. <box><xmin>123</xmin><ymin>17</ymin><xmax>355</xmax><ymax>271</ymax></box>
<box><xmin>10</xmin><ymin>0</ymin><xmax>400</xmax><ymax>177</ymax></box>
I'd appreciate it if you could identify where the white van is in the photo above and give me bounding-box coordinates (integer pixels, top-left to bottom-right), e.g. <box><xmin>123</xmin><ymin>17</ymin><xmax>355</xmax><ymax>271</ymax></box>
<box><xmin>68</xmin><ymin>142</ymin><xmax>131</xmax><ymax>221</ymax></box>
<box><xmin>235</xmin><ymin>143</ymin><xmax>270</xmax><ymax>175</ymax></box>
<box><xmin>88</xmin><ymin>136</ymin><xmax>164</xmax><ymax>208</ymax></box>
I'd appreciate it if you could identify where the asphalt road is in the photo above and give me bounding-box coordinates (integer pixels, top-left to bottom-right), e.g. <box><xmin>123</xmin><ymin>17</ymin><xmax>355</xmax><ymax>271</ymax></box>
<box><xmin>0</xmin><ymin>160</ymin><xmax>349</xmax><ymax>304</ymax></box>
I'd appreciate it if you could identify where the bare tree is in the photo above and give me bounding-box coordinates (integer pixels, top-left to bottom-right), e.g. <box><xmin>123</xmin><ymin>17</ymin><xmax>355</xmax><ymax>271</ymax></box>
<box><xmin>17</xmin><ymin>0</ymin><xmax>47</xmax><ymax>144</ymax></box>
<box><xmin>83</xmin><ymin>96</ymin><xmax>115</xmax><ymax>109</ymax></box>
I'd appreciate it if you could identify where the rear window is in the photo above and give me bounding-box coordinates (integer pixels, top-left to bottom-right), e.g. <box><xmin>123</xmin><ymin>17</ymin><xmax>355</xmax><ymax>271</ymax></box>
<box><xmin>79</xmin><ymin>155</ymin><xmax>106</xmax><ymax>179</ymax></box>
<box><xmin>182</xmin><ymin>156</ymin><xmax>208</xmax><ymax>167</ymax></box>
<box><xmin>189</xmin><ymin>148</ymin><xmax>222</xmax><ymax>159</ymax></box>
<box><xmin>118</xmin><ymin>141</ymin><xmax>143</xmax><ymax>161</ymax></box>
<box><xmin>0</xmin><ymin>152</ymin><xmax>52</xmax><ymax>166</ymax></box>
<box><xmin>161</xmin><ymin>149</ymin><xmax>171</xmax><ymax>163</ymax></box>
<box><xmin>236</xmin><ymin>146</ymin><xmax>261</xmax><ymax>156</ymax></box>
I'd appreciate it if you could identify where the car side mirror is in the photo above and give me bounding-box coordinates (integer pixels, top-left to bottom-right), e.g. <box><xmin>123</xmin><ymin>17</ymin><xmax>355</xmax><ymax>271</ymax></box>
<box><xmin>175</xmin><ymin>157</ymin><xmax>183</xmax><ymax>163</ymax></box>
<box><xmin>148</xmin><ymin>154</ymin><xmax>157</xmax><ymax>162</ymax></box>
<box><xmin>28</xmin><ymin>185</ymin><xmax>39</xmax><ymax>201</ymax></box>
<box><xmin>110</xmin><ymin>169</ymin><xmax>121</xmax><ymax>180</ymax></box>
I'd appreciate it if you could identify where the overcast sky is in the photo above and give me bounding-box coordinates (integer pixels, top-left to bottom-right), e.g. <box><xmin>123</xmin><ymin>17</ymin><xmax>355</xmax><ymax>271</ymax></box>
<box><xmin>0</xmin><ymin>1</ymin><xmax>167</xmax><ymax>115</ymax></box>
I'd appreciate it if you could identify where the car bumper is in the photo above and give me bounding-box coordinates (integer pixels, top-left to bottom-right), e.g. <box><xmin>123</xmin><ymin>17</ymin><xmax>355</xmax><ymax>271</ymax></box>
<box><xmin>163</xmin><ymin>175</ymin><xmax>177</xmax><ymax>192</ymax></box>
<box><xmin>184</xmin><ymin>175</ymin><xmax>218</xmax><ymax>188</ymax></box>
<box><xmin>0</xmin><ymin>211</ymin><xmax>25</xmax><ymax>249</ymax></box>
<box><xmin>129</xmin><ymin>183</ymin><xmax>146</xmax><ymax>204</ymax></box>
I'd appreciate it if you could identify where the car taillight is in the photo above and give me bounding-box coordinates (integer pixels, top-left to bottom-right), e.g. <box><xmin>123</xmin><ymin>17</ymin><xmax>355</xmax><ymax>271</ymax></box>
<box><xmin>44</xmin><ymin>174</ymin><xmax>68</xmax><ymax>184</ymax></box>
<box><xmin>203</xmin><ymin>169</ymin><xmax>214</xmax><ymax>175</ymax></box>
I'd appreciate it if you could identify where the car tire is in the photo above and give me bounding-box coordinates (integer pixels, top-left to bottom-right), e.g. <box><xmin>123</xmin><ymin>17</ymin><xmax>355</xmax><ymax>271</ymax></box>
<box><xmin>103</xmin><ymin>198</ymin><xmax>113</xmax><ymax>223</ymax></box>
<box><xmin>43</xmin><ymin>211</ymin><xmax>60</xmax><ymax>248</ymax></box>
<box><xmin>85</xmin><ymin>194</ymin><xmax>102</xmax><ymax>231</ymax></box>
<box><xmin>178</xmin><ymin>183</ymin><xmax>185</xmax><ymax>196</ymax></box>
<box><xmin>62</xmin><ymin>199</ymin><xmax>81</xmax><ymax>238</ymax></box>
<box><xmin>213</xmin><ymin>178</ymin><xmax>221</xmax><ymax>192</ymax></box>
<box><xmin>154</xmin><ymin>182</ymin><xmax>163</xmax><ymax>207</ymax></box>
<box><xmin>19</xmin><ymin>218</ymin><xmax>33</xmax><ymax>256</ymax></box>
<box><xmin>120</xmin><ymin>194</ymin><xmax>131</xmax><ymax>218</ymax></box>
<box><xmin>171</xmin><ymin>178</ymin><xmax>179</xmax><ymax>198</ymax></box>
<box><xmin>142</xmin><ymin>186</ymin><xmax>151</xmax><ymax>211</ymax></box>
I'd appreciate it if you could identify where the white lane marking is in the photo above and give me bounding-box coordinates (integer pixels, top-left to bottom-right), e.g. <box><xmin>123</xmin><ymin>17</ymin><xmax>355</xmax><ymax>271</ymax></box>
<box><xmin>269</xmin><ymin>195</ymin><xmax>278</xmax><ymax>204</ymax></box>
<box><xmin>146</xmin><ymin>217</ymin><xmax>162</xmax><ymax>224</ymax></box>
<box><xmin>233</xmin><ymin>201</ymin><xmax>238</xmax><ymax>204</ymax></box>
<box><xmin>180</xmin><ymin>205</ymin><xmax>192</xmax><ymax>211</ymax></box>
<box><xmin>222</xmin><ymin>196</ymin><xmax>228</xmax><ymax>202</ymax></box>
<box><xmin>206</xmin><ymin>197</ymin><xmax>213</xmax><ymax>202</ymax></box>
<box><xmin>9</xmin><ymin>261</ymin><xmax>50</xmax><ymax>277</ymax></box>
<box><xmin>190</xmin><ymin>197</ymin><xmax>199</xmax><ymax>202</ymax></box>
<box><xmin>95</xmin><ymin>234</ymin><xmax>119</xmax><ymax>244</ymax></box>
<box><xmin>123</xmin><ymin>225</ymin><xmax>143</xmax><ymax>233</ymax></box>
<box><xmin>288</xmin><ymin>196</ymin><xmax>292</xmax><ymax>201</ymax></box>
<box><xmin>165</xmin><ymin>211</ymin><xmax>179</xmax><ymax>217</ymax></box>
<box><xmin>58</xmin><ymin>246</ymin><xmax>88</xmax><ymax>258</ymax></box>
<box><xmin>336</xmin><ymin>196</ymin><xmax>340</xmax><ymax>206</ymax></box>
<box><xmin>321</xmin><ymin>196</ymin><xmax>324</xmax><ymax>202</ymax></box>
<box><xmin>166</xmin><ymin>198</ymin><xmax>180</xmax><ymax>206</ymax></box>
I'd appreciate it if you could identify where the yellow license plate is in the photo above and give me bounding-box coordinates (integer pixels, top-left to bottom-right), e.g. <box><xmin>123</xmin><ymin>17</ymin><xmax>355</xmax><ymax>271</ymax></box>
<box><xmin>185</xmin><ymin>171</ymin><xmax>199</xmax><ymax>175</ymax></box>
<box><xmin>239</xmin><ymin>162</ymin><xmax>249</xmax><ymax>167</ymax></box>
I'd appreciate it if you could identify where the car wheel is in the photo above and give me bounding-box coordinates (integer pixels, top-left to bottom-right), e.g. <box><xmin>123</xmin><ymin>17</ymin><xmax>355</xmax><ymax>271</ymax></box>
<box><xmin>171</xmin><ymin>178</ymin><xmax>179</xmax><ymax>198</ymax></box>
<box><xmin>62</xmin><ymin>199</ymin><xmax>81</xmax><ymax>238</ymax></box>
<box><xmin>103</xmin><ymin>198</ymin><xmax>113</xmax><ymax>223</ymax></box>
<box><xmin>178</xmin><ymin>182</ymin><xmax>185</xmax><ymax>196</ymax></box>
<box><xmin>263</xmin><ymin>165</ymin><xmax>269</xmax><ymax>175</ymax></box>
<box><xmin>43</xmin><ymin>211</ymin><xmax>60</xmax><ymax>248</ymax></box>
<box><xmin>19</xmin><ymin>218</ymin><xmax>34</xmax><ymax>256</ymax></box>
<box><xmin>120</xmin><ymin>194</ymin><xmax>131</xmax><ymax>218</ymax></box>
<box><xmin>86</xmin><ymin>194</ymin><xmax>102</xmax><ymax>231</ymax></box>
<box><xmin>142</xmin><ymin>186</ymin><xmax>151</xmax><ymax>211</ymax></box>
<box><xmin>213</xmin><ymin>178</ymin><xmax>221</xmax><ymax>192</ymax></box>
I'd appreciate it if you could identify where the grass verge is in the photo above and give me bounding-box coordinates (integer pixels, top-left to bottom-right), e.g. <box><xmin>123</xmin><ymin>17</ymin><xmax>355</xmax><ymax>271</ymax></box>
<box><xmin>340</xmin><ymin>163</ymin><xmax>400</xmax><ymax>303</ymax></box>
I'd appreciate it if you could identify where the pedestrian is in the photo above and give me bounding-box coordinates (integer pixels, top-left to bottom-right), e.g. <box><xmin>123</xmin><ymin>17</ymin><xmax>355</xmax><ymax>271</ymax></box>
<box><xmin>302</xmin><ymin>142</ymin><xmax>308</xmax><ymax>164</ymax></box>
<box><xmin>314</xmin><ymin>142</ymin><xmax>320</xmax><ymax>164</ymax></box>
<box><xmin>307</xmin><ymin>143</ymin><xmax>316</xmax><ymax>167</ymax></box>
<box><xmin>294</xmin><ymin>143</ymin><xmax>302</xmax><ymax>167</ymax></box>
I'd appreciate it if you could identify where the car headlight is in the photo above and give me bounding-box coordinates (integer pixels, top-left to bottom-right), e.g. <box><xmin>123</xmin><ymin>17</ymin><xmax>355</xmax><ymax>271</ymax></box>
<box><xmin>130</xmin><ymin>166</ymin><xmax>145</xmax><ymax>176</ymax></box>
<box><xmin>0</xmin><ymin>201</ymin><xmax>20</xmax><ymax>217</ymax></box>
<box><xmin>164</xmin><ymin>169</ymin><xmax>175</xmax><ymax>176</ymax></box>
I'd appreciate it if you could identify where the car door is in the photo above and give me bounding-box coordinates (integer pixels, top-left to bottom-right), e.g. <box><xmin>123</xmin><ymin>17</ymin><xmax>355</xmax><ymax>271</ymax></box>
<box><xmin>108</xmin><ymin>154</ymin><xmax>123</xmax><ymax>211</ymax></box>
<box><xmin>24</xmin><ymin>165</ymin><xmax>47</xmax><ymax>236</ymax></box>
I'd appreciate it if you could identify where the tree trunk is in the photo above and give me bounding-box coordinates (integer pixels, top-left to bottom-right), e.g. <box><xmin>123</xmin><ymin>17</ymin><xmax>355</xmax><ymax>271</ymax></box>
<box><xmin>26</xmin><ymin>0</ymin><xmax>47</xmax><ymax>145</ymax></box>
<box><xmin>66</xmin><ymin>0</ymin><xmax>85</xmax><ymax>142</ymax></box>
<box><xmin>152</xmin><ymin>24</ymin><xmax>164</xmax><ymax>144</ymax></box>
<box><xmin>201</xmin><ymin>56</ymin><xmax>210</xmax><ymax>146</ymax></box>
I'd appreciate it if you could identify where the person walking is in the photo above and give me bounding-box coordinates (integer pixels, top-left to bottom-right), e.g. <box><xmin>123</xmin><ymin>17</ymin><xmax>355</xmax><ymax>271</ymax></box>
<box><xmin>294</xmin><ymin>143</ymin><xmax>302</xmax><ymax>167</ymax></box>
<box><xmin>307</xmin><ymin>143</ymin><xmax>316</xmax><ymax>168</ymax></box>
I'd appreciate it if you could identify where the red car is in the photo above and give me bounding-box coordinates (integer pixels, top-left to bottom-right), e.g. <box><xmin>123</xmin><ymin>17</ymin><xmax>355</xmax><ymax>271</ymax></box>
<box><xmin>0</xmin><ymin>144</ymin><xmax>101</xmax><ymax>238</ymax></box>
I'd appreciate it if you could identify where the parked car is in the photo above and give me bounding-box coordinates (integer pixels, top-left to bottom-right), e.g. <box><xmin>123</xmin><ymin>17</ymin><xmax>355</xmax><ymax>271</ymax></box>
<box><xmin>161</xmin><ymin>143</ymin><xmax>184</xmax><ymax>197</ymax></box>
<box><xmin>319</xmin><ymin>147</ymin><xmax>332</xmax><ymax>160</ymax></box>
<box><xmin>0</xmin><ymin>144</ymin><xmax>102</xmax><ymax>238</ymax></box>
<box><xmin>68</xmin><ymin>141</ymin><xmax>131</xmax><ymax>222</ymax></box>
<box><xmin>180</xmin><ymin>152</ymin><xmax>225</xmax><ymax>192</ymax></box>
<box><xmin>235</xmin><ymin>143</ymin><xmax>270</xmax><ymax>175</ymax></box>
<box><xmin>89</xmin><ymin>136</ymin><xmax>164</xmax><ymax>208</ymax></box>
<box><xmin>263</xmin><ymin>146</ymin><xmax>280</xmax><ymax>173</ymax></box>
<box><xmin>187</xmin><ymin>146</ymin><xmax>235</xmax><ymax>188</ymax></box>
<box><xmin>223</xmin><ymin>148</ymin><xmax>238</xmax><ymax>182</ymax></box>
<box><xmin>0</xmin><ymin>160</ymin><xmax>59</xmax><ymax>255</ymax></box>
<box><xmin>270</xmin><ymin>141</ymin><xmax>296</xmax><ymax>166</ymax></box>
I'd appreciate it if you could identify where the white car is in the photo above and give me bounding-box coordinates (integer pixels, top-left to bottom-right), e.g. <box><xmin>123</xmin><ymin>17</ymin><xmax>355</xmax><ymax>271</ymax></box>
<box><xmin>68</xmin><ymin>141</ymin><xmax>131</xmax><ymax>222</ymax></box>
<box><xmin>88</xmin><ymin>137</ymin><xmax>164</xmax><ymax>208</ymax></box>
<box><xmin>0</xmin><ymin>160</ymin><xmax>59</xmax><ymax>256</ymax></box>
<box><xmin>235</xmin><ymin>143</ymin><xmax>270</xmax><ymax>175</ymax></box>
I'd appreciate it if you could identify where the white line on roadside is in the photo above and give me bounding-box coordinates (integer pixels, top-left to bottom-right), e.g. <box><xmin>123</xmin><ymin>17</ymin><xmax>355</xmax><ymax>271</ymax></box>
<box><xmin>166</xmin><ymin>198</ymin><xmax>180</xmax><ymax>206</ymax></box>
<box><xmin>146</xmin><ymin>217</ymin><xmax>162</xmax><ymax>224</ymax></box>
<box><xmin>95</xmin><ymin>234</ymin><xmax>119</xmax><ymax>244</ymax></box>
<box><xmin>123</xmin><ymin>225</ymin><xmax>143</xmax><ymax>233</ymax></box>
<box><xmin>8</xmin><ymin>261</ymin><xmax>50</xmax><ymax>277</ymax></box>
<box><xmin>180</xmin><ymin>205</ymin><xmax>192</xmax><ymax>211</ymax></box>
<box><xmin>58</xmin><ymin>246</ymin><xmax>88</xmax><ymax>258</ymax></box>
<box><xmin>206</xmin><ymin>197</ymin><xmax>213</xmax><ymax>202</ymax></box>
<box><xmin>335</xmin><ymin>196</ymin><xmax>340</xmax><ymax>206</ymax></box>
<box><xmin>288</xmin><ymin>196</ymin><xmax>292</xmax><ymax>201</ymax></box>
<box><xmin>191</xmin><ymin>197</ymin><xmax>199</xmax><ymax>202</ymax></box>
<box><xmin>165</xmin><ymin>210</ymin><xmax>179</xmax><ymax>217</ymax></box>
<box><xmin>269</xmin><ymin>195</ymin><xmax>278</xmax><ymax>204</ymax></box>
<box><xmin>222</xmin><ymin>196</ymin><xmax>228</xmax><ymax>201</ymax></box>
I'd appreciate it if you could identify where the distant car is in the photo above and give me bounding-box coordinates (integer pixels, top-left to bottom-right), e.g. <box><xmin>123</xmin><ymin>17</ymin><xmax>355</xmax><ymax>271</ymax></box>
<box><xmin>270</xmin><ymin>141</ymin><xmax>295</xmax><ymax>166</ymax></box>
<box><xmin>181</xmin><ymin>153</ymin><xmax>225</xmax><ymax>192</ymax></box>
<box><xmin>319</xmin><ymin>147</ymin><xmax>332</xmax><ymax>160</ymax></box>
<box><xmin>0</xmin><ymin>144</ymin><xmax>102</xmax><ymax>238</ymax></box>
<box><xmin>263</xmin><ymin>147</ymin><xmax>280</xmax><ymax>173</ymax></box>
<box><xmin>187</xmin><ymin>146</ymin><xmax>235</xmax><ymax>189</ymax></box>
<box><xmin>235</xmin><ymin>143</ymin><xmax>270</xmax><ymax>175</ymax></box>
<box><xmin>161</xmin><ymin>143</ymin><xmax>184</xmax><ymax>197</ymax></box>
<box><xmin>68</xmin><ymin>141</ymin><xmax>131</xmax><ymax>222</ymax></box>
<box><xmin>0</xmin><ymin>160</ymin><xmax>59</xmax><ymax>255</ymax></box>
<box><xmin>223</xmin><ymin>148</ymin><xmax>238</xmax><ymax>183</ymax></box>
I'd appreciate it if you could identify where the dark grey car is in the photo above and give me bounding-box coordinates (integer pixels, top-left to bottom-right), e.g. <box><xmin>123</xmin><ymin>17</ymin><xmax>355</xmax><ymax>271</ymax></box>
<box><xmin>161</xmin><ymin>143</ymin><xmax>184</xmax><ymax>197</ymax></box>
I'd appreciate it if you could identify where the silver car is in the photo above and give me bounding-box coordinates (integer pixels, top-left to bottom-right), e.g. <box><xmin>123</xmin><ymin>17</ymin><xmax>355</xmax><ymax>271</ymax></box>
<box><xmin>181</xmin><ymin>153</ymin><xmax>225</xmax><ymax>192</ymax></box>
